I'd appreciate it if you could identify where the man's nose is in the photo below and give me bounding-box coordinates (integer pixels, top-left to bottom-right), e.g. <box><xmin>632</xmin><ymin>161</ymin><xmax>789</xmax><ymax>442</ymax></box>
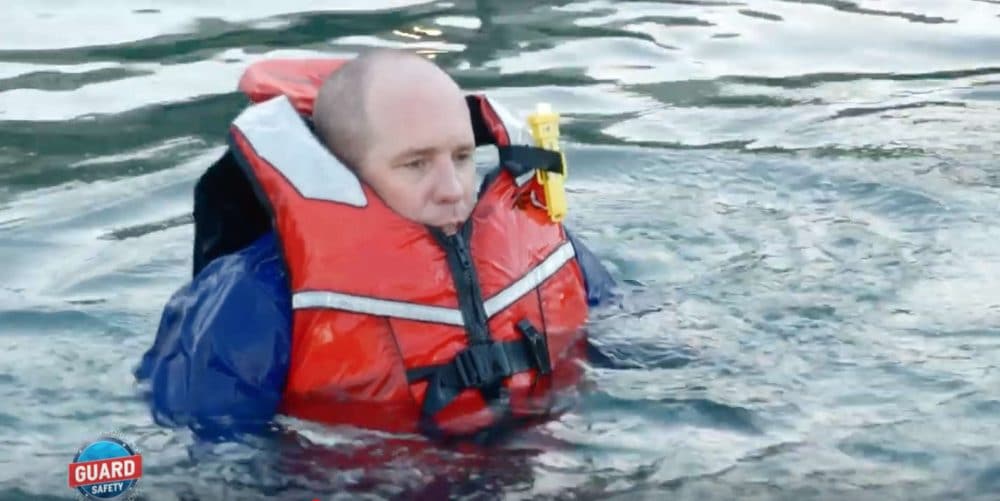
<box><xmin>431</xmin><ymin>160</ymin><xmax>464</xmax><ymax>203</ymax></box>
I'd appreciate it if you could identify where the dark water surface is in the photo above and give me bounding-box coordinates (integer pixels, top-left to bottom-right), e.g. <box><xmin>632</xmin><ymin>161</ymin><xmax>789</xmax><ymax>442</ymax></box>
<box><xmin>2</xmin><ymin>1</ymin><xmax>999</xmax><ymax>499</ymax></box>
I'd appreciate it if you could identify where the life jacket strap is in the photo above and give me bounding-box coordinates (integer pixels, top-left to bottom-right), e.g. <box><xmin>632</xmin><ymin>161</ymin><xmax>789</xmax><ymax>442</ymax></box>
<box><xmin>407</xmin><ymin>319</ymin><xmax>552</xmax><ymax>422</ymax></box>
<box><xmin>497</xmin><ymin>145</ymin><xmax>566</xmax><ymax>179</ymax></box>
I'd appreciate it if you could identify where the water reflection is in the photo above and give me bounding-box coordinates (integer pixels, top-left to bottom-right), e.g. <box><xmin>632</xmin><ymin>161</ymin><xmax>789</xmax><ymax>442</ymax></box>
<box><xmin>2</xmin><ymin>0</ymin><xmax>1000</xmax><ymax>499</ymax></box>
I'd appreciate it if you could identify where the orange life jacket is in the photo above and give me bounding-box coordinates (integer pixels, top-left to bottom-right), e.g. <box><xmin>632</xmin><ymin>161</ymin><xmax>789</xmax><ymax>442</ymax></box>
<box><xmin>226</xmin><ymin>59</ymin><xmax>590</xmax><ymax>440</ymax></box>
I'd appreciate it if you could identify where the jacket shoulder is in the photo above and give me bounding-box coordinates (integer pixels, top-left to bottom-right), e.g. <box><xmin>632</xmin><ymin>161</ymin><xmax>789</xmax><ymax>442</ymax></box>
<box><xmin>134</xmin><ymin>232</ymin><xmax>291</xmax><ymax>440</ymax></box>
<box><xmin>565</xmin><ymin>229</ymin><xmax>618</xmax><ymax>307</ymax></box>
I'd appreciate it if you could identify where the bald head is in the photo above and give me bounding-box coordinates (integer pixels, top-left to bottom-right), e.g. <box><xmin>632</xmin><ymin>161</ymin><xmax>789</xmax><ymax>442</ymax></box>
<box><xmin>312</xmin><ymin>49</ymin><xmax>463</xmax><ymax>170</ymax></box>
<box><xmin>311</xmin><ymin>49</ymin><xmax>477</xmax><ymax>234</ymax></box>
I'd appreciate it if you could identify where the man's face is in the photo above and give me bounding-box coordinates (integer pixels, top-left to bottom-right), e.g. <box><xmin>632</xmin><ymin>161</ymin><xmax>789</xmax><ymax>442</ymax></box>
<box><xmin>355</xmin><ymin>78</ymin><xmax>477</xmax><ymax>235</ymax></box>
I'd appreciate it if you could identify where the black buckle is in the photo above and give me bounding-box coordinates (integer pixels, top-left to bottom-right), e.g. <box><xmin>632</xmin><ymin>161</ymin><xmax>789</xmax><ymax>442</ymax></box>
<box><xmin>454</xmin><ymin>343</ymin><xmax>513</xmax><ymax>388</ymax></box>
<box><xmin>517</xmin><ymin>320</ymin><xmax>552</xmax><ymax>376</ymax></box>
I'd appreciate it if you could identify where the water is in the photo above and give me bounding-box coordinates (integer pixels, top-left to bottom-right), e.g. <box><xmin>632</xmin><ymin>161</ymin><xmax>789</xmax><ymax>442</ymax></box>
<box><xmin>1</xmin><ymin>0</ymin><xmax>999</xmax><ymax>499</ymax></box>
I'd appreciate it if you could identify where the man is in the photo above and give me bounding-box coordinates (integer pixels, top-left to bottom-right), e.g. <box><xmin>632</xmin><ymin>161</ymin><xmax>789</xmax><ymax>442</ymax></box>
<box><xmin>135</xmin><ymin>50</ymin><xmax>616</xmax><ymax>443</ymax></box>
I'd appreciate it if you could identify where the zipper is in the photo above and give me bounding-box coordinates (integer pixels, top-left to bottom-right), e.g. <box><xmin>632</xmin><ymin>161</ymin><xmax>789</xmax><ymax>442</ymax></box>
<box><xmin>440</xmin><ymin>229</ymin><xmax>491</xmax><ymax>345</ymax></box>
<box><xmin>433</xmin><ymin>167</ymin><xmax>506</xmax><ymax>344</ymax></box>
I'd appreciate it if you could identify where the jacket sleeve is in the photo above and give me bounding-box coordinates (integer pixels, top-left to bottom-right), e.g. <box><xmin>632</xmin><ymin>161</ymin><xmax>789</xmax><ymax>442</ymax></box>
<box><xmin>565</xmin><ymin>229</ymin><xmax>618</xmax><ymax>307</ymax></box>
<box><xmin>134</xmin><ymin>232</ymin><xmax>291</xmax><ymax>441</ymax></box>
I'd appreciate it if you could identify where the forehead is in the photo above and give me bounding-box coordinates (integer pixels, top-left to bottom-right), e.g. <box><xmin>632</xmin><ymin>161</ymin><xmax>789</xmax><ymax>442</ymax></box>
<box><xmin>365</xmin><ymin>85</ymin><xmax>474</xmax><ymax>155</ymax></box>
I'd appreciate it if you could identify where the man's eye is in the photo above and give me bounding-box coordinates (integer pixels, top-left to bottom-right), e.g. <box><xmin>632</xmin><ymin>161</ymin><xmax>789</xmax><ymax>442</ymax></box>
<box><xmin>454</xmin><ymin>152</ymin><xmax>472</xmax><ymax>164</ymax></box>
<box><xmin>404</xmin><ymin>158</ymin><xmax>427</xmax><ymax>169</ymax></box>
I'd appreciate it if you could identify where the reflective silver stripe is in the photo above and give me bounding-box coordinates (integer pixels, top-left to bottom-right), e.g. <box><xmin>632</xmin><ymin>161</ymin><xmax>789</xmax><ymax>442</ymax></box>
<box><xmin>293</xmin><ymin>290</ymin><xmax>465</xmax><ymax>326</ymax></box>
<box><xmin>232</xmin><ymin>94</ymin><xmax>367</xmax><ymax>207</ymax></box>
<box><xmin>291</xmin><ymin>241</ymin><xmax>577</xmax><ymax>323</ymax></box>
<box><xmin>514</xmin><ymin>170</ymin><xmax>535</xmax><ymax>187</ymax></box>
<box><xmin>484</xmin><ymin>96</ymin><xmax>531</xmax><ymax>146</ymax></box>
<box><xmin>483</xmin><ymin>241</ymin><xmax>576</xmax><ymax>317</ymax></box>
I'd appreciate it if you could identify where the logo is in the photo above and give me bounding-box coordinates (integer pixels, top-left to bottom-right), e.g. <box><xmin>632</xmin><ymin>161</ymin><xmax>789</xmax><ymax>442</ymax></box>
<box><xmin>67</xmin><ymin>432</ymin><xmax>142</xmax><ymax>500</ymax></box>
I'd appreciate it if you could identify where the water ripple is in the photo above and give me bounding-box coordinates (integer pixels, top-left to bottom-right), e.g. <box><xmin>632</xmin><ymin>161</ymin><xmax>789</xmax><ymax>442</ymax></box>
<box><xmin>2</xmin><ymin>0</ymin><xmax>1000</xmax><ymax>499</ymax></box>
<box><xmin>779</xmin><ymin>0</ymin><xmax>957</xmax><ymax>24</ymax></box>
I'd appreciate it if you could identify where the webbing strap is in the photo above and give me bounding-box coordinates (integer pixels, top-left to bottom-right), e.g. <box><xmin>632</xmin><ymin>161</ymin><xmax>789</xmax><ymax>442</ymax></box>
<box><xmin>408</xmin><ymin>320</ymin><xmax>551</xmax><ymax>424</ymax></box>
<box><xmin>497</xmin><ymin>145</ymin><xmax>565</xmax><ymax>178</ymax></box>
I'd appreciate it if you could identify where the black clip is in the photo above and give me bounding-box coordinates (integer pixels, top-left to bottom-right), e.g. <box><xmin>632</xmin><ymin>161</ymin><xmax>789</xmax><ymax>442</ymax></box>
<box><xmin>517</xmin><ymin>320</ymin><xmax>552</xmax><ymax>376</ymax></box>
<box><xmin>454</xmin><ymin>343</ymin><xmax>513</xmax><ymax>388</ymax></box>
